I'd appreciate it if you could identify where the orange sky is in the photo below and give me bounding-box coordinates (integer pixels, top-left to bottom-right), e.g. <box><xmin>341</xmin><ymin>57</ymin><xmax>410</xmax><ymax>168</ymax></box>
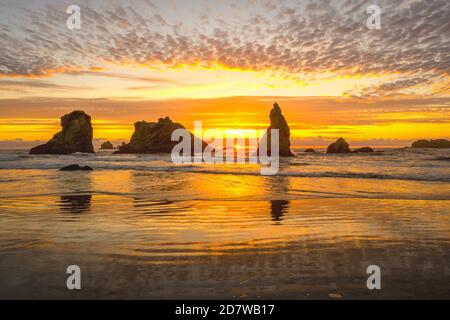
<box><xmin>1</xmin><ymin>94</ymin><xmax>449</xmax><ymax>147</ymax></box>
<box><xmin>0</xmin><ymin>0</ymin><xmax>449</xmax><ymax>147</ymax></box>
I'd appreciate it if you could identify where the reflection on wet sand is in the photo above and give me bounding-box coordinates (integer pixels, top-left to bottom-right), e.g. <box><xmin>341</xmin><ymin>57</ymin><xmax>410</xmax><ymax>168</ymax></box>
<box><xmin>270</xmin><ymin>200</ymin><xmax>289</xmax><ymax>222</ymax></box>
<box><xmin>60</xmin><ymin>195</ymin><xmax>92</xmax><ymax>213</ymax></box>
<box><xmin>266</xmin><ymin>176</ymin><xmax>290</xmax><ymax>223</ymax></box>
<box><xmin>55</xmin><ymin>171</ymin><xmax>93</xmax><ymax>213</ymax></box>
<box><xmin>0</xmin><ymin>195</ymin><xmax>450</xmax><ymax>299</ymax></box>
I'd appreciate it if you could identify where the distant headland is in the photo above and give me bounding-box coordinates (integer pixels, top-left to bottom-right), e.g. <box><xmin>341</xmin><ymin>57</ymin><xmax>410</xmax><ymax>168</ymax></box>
<box><xmin>411</xmin><ymin>139</ymin><xmax>450</xmax><ymax>149</ymax></box>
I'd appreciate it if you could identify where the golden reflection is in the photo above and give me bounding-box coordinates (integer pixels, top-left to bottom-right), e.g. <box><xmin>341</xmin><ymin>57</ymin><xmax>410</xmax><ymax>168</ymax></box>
<box><xmin>188</xmin><ymin>173</ymin><xmax>266</xmax><ymax>200</ymax></box>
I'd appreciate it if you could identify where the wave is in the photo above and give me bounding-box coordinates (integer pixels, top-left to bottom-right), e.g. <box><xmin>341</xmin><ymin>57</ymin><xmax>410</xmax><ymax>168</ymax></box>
<box><xmin>180</xmin><ymin>169</ymin><xmax>450</xmax><ymax>182</ymax></box>
<box><xmin>1</xmin><ymin>149</ymin><xmax>449</xmax><ymax>183</ymax></box>
<box><xmin>1</xmin><ymin>162</ymin><xmax>449</xmax><ymax>182</ymax></box>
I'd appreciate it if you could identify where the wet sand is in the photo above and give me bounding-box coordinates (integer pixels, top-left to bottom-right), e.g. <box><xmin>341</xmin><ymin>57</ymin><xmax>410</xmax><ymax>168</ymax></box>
<box><xmin>1</xmin><ymin>192</ymin><xmax>449</xmax><ymax>299</ymax></box>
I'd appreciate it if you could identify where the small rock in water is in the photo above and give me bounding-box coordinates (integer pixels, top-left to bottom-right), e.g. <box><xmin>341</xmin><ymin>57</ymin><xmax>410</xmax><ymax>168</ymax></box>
<box><xmin>304</xmin><ymin>148</ymin><xmax>316</xmax><ymax>153</ymax></box>
<box><xmin>100</xmin><ymin>140</ymin><xmax>114</xmax><ymax>150</ymax></box>
<box><xmin>60</xmin><ymin>164</ymin><xmax>93</xmax><ymax>171</ymax></box>
<box><xmin>328</xmin><ymin>293</ymin><xmax>343</xmax><ymax>299</ymax></box>
<box><xmin>352</xmin><ymin>147</ymin><xmax>374</xmax><ymax>153</ymax></box>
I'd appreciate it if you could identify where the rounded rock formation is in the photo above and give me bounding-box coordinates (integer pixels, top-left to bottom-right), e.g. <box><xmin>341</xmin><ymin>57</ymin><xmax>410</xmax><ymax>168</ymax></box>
<box><xmin>115</xmin><ymin>117</ymin><xmax>207</xmax><ymax>154</ymax></box>
<box><xmin>100</xmin><ymin>140</ymin><xmax>114</xmax><ymax>150</ymax></box>
<box><xmin>326</xmin><ymin>137</ymin><xmax>351</xmax><ymax>154</ymax></box>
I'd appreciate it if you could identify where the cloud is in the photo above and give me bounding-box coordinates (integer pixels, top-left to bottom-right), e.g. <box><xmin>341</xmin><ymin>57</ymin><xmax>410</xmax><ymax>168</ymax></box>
<box><xmin>67</xmin><ymin>70</ymin><xmax>179</xmax><ymax>85</ymax></box>
<box><xmin>0</xmin><ymin>0</ymin><xmax>448</xmax><ymax>97</ymax></box>
<box><xmin>0</xmin><ymin>95</ymin><xmax>448</xmax><ymax>126</ymax></box>
<box><xmin>126</xmin><ymin>85</ymin><xmax>169</xmax><ymax>90</ymax></box>
<box><xmin>0</xmin><ymin>79</ymin><xmax>94</xmax><ymax>92</ymax></box>
<box><xmin>344</xmin><ymin>75</ymin><xmax>449</xmax><ymax>97</ymax></box>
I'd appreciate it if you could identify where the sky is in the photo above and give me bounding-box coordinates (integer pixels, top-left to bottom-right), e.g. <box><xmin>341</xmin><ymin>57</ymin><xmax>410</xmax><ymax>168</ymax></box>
<box><xmin>0</xmin><ymin>0</ymin><xmax>449</xmax><ymax>147</ymax></box>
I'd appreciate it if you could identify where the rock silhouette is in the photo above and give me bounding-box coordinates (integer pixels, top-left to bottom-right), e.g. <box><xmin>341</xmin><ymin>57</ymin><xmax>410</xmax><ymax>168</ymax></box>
<box><xmin>411</xmin><ymin>139</ymin><xmax>450</xmax><ymax>148</ymax></box>
<box><xmin>115</xmin><ymin>117</ymin><xmax>207</xmax><ymax>154</ymax></box>
<box><xmin>327</xmin><ymin>137</ymin><xmax>351</xmax><ymax>153</ymax></box>
<box><xmin>30</xmin><ymin>111</ymin><xmax>94</xmax><ymax>154</ymax></box>
<box><xmin>353</xmin><ymin>147</ymin><xmax>374</xmax><ymax>153</ymax></box>
<box><xmin>60</xmin><ymin>164</ymin><xmax>93</xmax><ymax>171</ymax></box>
<box><xmin>304</xmin><ymin>148</ymin><xmax>316</xmax><ymax>153</ymax></box>
<box><xmin>259</xmin><ymin>103</ymin><xmax>294</xmax><ymax>157</ymax></box>
<box><xmin>100</xmin><ymin>140</ymin><xmax>114</xmax><ymax>150</ymax></box>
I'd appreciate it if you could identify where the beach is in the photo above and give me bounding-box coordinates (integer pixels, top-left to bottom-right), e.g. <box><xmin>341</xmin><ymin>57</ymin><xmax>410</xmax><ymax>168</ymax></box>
<box><xmin>0</xmin><ymin>148</ymin><xmax>449</xmax><ymax>299</ymax></box>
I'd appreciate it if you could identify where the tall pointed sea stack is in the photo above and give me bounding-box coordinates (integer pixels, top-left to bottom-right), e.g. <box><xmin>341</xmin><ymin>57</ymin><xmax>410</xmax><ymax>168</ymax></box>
<box><xmin>260</xmin><ymin>103</ymin><xmax>294</xmax><ymax>157</ymax></box>
<box><xmin>30</xmin><ymin>110</ymin><xmax>94</xmax><ymax>154</ymax></box>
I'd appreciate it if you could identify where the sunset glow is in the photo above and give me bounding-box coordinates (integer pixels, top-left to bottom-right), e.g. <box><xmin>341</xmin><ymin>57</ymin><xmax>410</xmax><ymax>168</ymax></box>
<box><xmin>0</xmin><ymin>0</ymin><xmax>449</xmax><ymax>147</ymax></box>
<box><xmin>1</xmin><ymin>0</ymin><xmax>450</xmax><ymax>302</ymax></box>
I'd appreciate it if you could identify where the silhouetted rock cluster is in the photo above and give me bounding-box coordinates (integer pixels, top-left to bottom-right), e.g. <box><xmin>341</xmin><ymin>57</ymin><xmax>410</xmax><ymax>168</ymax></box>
<box><xmin>411</xmin><ymin>139</ymin><xmax>450</xmax><ymax>148</ymax></box>
<box><xmin>34</xmin><ymin>106</ymin><xmax>446</xmax><ymax>158</ymax></box>
<box><xmin>115</xmin><ymin>117</ymin><xmax>207</xmax><ymax>154</ymax></box>
<box><xmin>30</xmin><ymin>111</ymin><xmax>94</xmax><ymax>154</ymax></box>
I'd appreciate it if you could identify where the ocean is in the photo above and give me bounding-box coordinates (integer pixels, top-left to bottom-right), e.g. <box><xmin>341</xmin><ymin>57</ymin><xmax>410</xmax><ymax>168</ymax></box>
<box><xmin>0</xmin><ymin>147</ymin><xmax>449</xmax><ymax>299</ymax></box>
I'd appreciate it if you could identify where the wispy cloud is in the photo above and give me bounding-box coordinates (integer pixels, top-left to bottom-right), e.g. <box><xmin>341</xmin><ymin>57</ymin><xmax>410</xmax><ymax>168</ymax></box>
<box><xmin>0</xmin><ymin>79</ymin><xmax>94</xmax><ymax>92</ymax></box>
<box><xmin>67</xmin><ymin>70</ymin><xmax>179</xmax><ymax>85</ymax></box>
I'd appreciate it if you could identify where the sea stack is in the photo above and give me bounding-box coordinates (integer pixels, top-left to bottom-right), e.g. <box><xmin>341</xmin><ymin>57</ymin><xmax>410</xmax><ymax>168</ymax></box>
<box><xmin>30</xmin><ymin>110</ymin><xmax>94</xmax><ymax>154</ymax></box>
<box><xmin>115</xmin><ymin>117</ymin><xmax>207</xmax><ymax>154</ymax></box>
<box><xmin>327</xmin><ymin>137</ymin><xmax>351</xmax><ymax>153</ymax></box>
<box><xmin>100</xmin><ymin>140</ymin><xmax>114</xmax><ymax>150</ymax></box>
<box><xmin>260</xmin><ymin>103</ymin><xmax>294</xmax><ymax>157</ymax></box>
